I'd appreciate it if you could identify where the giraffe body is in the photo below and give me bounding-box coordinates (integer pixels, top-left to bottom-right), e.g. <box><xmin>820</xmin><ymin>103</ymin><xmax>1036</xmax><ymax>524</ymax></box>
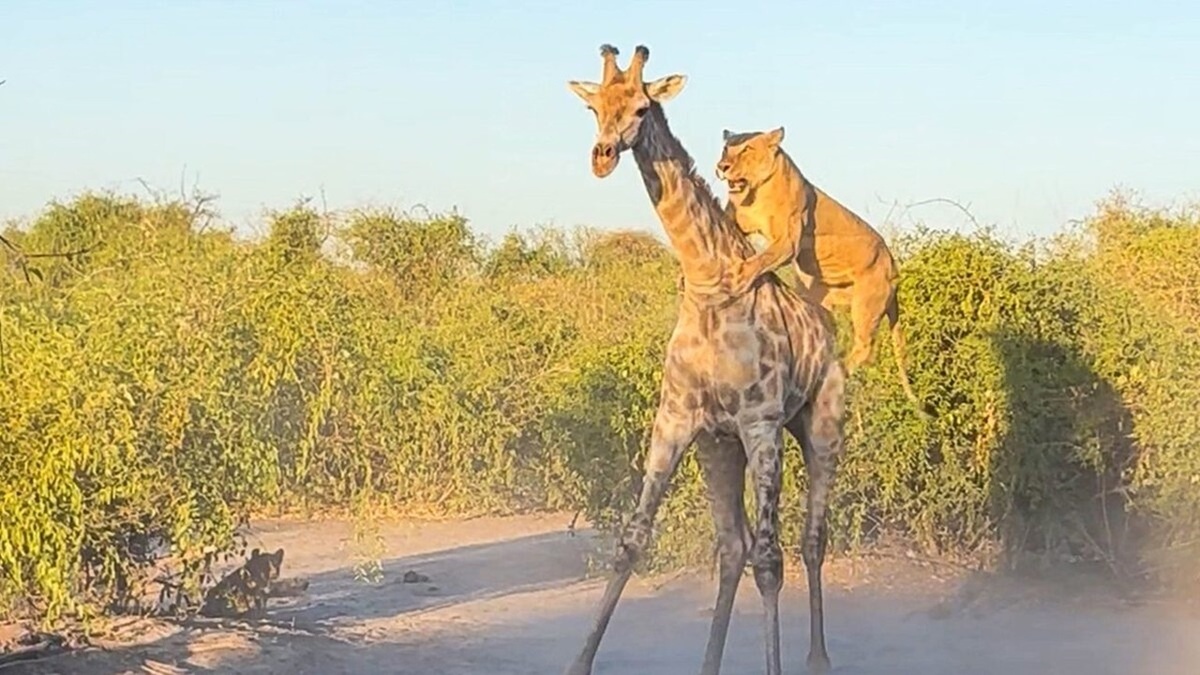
<box><xmin>566</xmin><ymin>44</ymin><xmax>846</xmax><ymax>675</ymax></box>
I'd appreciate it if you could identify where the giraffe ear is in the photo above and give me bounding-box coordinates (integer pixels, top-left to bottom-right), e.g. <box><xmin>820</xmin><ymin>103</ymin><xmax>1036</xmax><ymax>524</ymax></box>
<box><xmin>567</xmin><ymin>80</ymin><xmax>600</xmax><ymax>103</ymax></box>
<box><xmin>646</xmin><ymin>74</ymin><xmax>687</xmax><ymax>102</ymax></box>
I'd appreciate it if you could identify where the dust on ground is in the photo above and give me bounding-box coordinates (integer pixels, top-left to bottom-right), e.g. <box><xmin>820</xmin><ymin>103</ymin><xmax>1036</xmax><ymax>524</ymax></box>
<box><xmin>4</xmin><ymin>512</ymin><xmax>1198</xmax><ymax>674</ymax></box>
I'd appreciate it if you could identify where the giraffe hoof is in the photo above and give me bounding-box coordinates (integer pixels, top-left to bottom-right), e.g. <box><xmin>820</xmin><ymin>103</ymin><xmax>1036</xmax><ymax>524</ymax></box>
<box><xmin>807</xmin><ymin>651</ymin><xmax>832</xmax><ymax>674</ymax></box>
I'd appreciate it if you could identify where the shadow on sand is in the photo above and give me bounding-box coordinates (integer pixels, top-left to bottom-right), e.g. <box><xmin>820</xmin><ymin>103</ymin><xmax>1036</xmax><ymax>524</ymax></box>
<box><xmin>269</xmin><ymin>529</ymin><xmax>598</xmax><ymax>627</ymax></box>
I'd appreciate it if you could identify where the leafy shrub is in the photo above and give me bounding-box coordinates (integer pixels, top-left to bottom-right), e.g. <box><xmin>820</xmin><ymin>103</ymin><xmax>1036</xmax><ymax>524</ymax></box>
<box><xmin>2</xmin><ymin>188</ymin><xmax>1198</xmax><ymax>623</ymax></box>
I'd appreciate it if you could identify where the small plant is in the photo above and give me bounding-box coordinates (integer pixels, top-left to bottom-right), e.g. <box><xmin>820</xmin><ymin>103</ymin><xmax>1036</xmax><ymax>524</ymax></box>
<box><xmin>346</xmin><ymin>500</ymin><xmax>387</xmax><ymax>586</ymax></box>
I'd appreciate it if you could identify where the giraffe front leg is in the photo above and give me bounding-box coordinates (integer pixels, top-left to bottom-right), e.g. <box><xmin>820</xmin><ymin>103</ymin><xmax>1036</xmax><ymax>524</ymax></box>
<box><xmin>565</xmin><ymin>403</ymin><xmax>699</xmax><ymax>675</ymax></box>
<box><xmin>741</xmin><ymin>422</ymin><xmax>786</xmax><ymax>675</ymax></box>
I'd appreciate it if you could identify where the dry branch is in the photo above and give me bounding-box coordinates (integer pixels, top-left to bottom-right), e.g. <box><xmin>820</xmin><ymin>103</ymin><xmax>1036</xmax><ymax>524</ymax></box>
<box><xmin>0</xmin><ymin>632</ymin><xmax>69</xmax><ymax>670</ymax></box>
<box><xmin>905</xmin><ymin>197</ymin><xmax>983</xmax><ymax>230</ymax></box>
<box><xmin>1</xmin><ymin>234</ymin><xmax>98</xmax><ymax>374</ymax></box>
<box><xmin>1</xmin><ymin>233</ymin><xmax>96</xmax><ymax>285</ymax></box>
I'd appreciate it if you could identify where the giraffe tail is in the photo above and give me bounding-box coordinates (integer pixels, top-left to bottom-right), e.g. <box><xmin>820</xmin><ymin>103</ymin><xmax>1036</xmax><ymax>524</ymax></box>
<box><xmin>886</xmin><ymin>292</ymin><xmax>936</xmax><ymax>419</ymax></box>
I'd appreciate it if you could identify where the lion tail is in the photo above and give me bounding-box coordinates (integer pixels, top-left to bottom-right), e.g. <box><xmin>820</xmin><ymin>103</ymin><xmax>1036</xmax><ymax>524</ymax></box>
<box><xmin>886</xmin><ymin>291</ymin><xmax>936</xmax><ymax>419</ymax></box>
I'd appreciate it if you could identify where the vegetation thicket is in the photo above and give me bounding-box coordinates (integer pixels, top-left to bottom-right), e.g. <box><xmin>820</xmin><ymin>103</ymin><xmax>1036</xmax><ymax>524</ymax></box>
<box><xmin>2</xmin><ymin>189</ymin><xmax>1197</xmax><ymax>623</ymax></box>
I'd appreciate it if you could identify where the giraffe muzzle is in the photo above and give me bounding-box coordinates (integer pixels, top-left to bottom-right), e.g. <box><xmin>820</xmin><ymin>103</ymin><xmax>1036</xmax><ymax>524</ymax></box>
<box><xmin>591</xmin><ymin>141</ymin><xmax>620</xmax><ymax>178</ymax></box>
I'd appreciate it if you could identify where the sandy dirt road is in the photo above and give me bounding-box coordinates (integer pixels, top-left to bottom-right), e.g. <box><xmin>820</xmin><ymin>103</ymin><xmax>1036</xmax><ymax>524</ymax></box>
<box><xmin>7</xmin><ymin>513</ymin><xmax>1198</xmax><ymax>675</ymax></box>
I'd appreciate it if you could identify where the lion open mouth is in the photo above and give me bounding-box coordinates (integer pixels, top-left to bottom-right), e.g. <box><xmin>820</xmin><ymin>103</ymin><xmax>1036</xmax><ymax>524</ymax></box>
<box><xmin>726</xmin><ymin>178</ymin><xmax>749</xmax><ymax>194</ymax></box>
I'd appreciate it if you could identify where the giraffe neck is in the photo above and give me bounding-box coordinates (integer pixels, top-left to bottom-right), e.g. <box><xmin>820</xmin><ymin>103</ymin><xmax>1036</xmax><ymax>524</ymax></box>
<box><xmin>631</xmin><ymin>105</ymin><xmax>755</xmax><ymax>288</ymax></box>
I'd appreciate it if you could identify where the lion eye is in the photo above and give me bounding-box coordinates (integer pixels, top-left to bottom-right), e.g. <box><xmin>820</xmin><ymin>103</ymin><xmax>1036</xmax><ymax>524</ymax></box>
<box><xmin>634</xmin><ymin>106</ymin><xmax>649</xmax><ymax>118</ymax></box>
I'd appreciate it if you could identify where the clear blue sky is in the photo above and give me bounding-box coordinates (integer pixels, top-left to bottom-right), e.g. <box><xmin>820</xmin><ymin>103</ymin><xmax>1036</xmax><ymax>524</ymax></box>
<box><xmin>2</xmin><ymin>1</ymin><xmax>1196</xmax><ymax>242</ymax></box>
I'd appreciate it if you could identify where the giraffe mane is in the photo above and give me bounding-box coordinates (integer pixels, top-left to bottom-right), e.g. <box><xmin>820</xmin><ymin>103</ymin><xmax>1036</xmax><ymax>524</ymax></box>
<box><xmin>648</xmin><ymin>102</ymin><xmax>755</xmax><ymax>256</ymax></box>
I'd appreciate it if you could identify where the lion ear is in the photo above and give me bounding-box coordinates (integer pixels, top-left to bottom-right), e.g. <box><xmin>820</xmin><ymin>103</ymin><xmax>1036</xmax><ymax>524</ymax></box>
<box><xmin>722</xmin><ymin>129</ymin><xmax>734</xmax><ymax>142</ymax></box>
<box><xmin>765</xmin><ymin>127</ymin><xmax>785</xmax><ymax>147</ymax></box>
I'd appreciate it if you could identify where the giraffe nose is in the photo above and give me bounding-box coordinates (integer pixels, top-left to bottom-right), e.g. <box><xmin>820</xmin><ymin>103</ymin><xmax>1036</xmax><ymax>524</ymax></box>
<box><xmin>591</xmin><ymin>141</ymin><xmax>620</xmax><ymax>178</ymax></box>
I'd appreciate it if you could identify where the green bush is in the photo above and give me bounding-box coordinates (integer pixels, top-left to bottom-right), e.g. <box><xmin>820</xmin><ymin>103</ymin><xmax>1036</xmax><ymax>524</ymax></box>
<box><xmin>2</xmin><ymin>189</ymin><xmax>1198</xmax><ymax>623</ymax></box>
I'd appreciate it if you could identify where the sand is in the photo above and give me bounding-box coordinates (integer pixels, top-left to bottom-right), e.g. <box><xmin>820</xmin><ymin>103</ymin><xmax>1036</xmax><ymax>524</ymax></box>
<box><xmin>6</xmin><ymin>512</ymin><xmax>1197</xmax><ymax>675</ymax></box>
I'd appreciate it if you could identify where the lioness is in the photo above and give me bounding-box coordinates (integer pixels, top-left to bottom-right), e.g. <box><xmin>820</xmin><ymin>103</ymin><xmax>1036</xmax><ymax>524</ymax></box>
<box><xmin>715</xmin><ymin>126</ymin><xmax>931</xmax><ymax>416</ymax></box>
<box><xmin>199</xmin><ymin>547</ymin><xmax>284</xmax><ymax>619</ymax></box>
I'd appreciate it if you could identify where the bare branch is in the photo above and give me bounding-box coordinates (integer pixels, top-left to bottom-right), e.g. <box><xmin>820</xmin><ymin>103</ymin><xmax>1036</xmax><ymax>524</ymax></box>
<box><xmin>316</xmin><ymin>184</ymin><xmax>336</xmax><ymax>252</ymax></box>
<box><xmin>1</xmin><ymin>231</ymin><xmax>97</xmax><ymax>376</ymax></box>
<box><xmin>1</xmin><ymin>232</ymin><xmax>96</xmax><ymax>279</ymax></box>
<box><xmin>24</xmin><ymin>245</ymin><xmax>97</xmax><ymax>260</ymax></box>
<box><xmin>905</xmin><ymin>197</ymin><xmax>983</xmax><ymax>230</ymax></box>
<box><xmin>0</xmin><ymin>631</ymin><xmax>69</xmax><ymax>669</ymax></box>
<box><xmin>134</xmin><ymin>176</ymin><xmax>161</xmax><ymax>200</ymax></box>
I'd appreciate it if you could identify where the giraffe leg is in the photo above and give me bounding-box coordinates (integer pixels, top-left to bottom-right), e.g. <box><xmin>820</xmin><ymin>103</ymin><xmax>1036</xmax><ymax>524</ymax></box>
<box><xmin>565</xmin><ymin>403</ymin><xmax>699</xmax><ymax>675</ymax></box>
<box><xmin>785</xmin><ymin>364</ymin><xmax>846</xmax><ymax>674</ymax></box>
<box><xmin>696</xmin><ymin>432</ymin><xmax>750</xmax><ymax>675</ymax></box>
<box><xmin>741</xmin><ymin>422</ymin><xmax>786</xmax><ymax>675</ymax></box>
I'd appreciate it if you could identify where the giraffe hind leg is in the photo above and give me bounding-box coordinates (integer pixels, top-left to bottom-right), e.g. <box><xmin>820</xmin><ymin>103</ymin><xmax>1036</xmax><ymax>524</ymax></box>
<box><xmin>565</xmin><ymin>402</ymin><xmax>700</xmax><ymax>675</ymax></box>
<box><xmin>785</xmin><ymin>363</ymin><xmax>846</xmax><ymax>674</ymax></box>
<box><xmin>696</xmin><ymin>432</ymin><xmax>751</xmax><ymax>675</ymax></box>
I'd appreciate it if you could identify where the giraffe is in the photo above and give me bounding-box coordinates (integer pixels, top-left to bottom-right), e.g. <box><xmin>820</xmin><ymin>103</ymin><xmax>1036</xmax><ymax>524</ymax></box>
<box><xmin>565</xmin><ymin>44</ymin><xmax>847</xmax><ymax>675</ymax></box>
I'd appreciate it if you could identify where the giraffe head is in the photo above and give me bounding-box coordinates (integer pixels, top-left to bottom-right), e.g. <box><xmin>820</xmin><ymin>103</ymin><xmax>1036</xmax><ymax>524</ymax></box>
<box><xmin>567</xmin><ymin>44</ymin><xmax>687</xmax><ymax>178</ymax></box>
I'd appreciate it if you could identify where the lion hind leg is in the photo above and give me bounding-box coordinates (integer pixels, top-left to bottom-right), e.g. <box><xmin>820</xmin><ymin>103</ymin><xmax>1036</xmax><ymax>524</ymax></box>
<box><xmin>847</xmin><ymin>283</ymin><xmax>888</xmax><ymax>372</ymax></box>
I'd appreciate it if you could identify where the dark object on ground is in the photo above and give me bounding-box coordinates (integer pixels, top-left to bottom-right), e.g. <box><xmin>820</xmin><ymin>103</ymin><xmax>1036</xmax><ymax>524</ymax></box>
<box><xmin>268</xmin><ymin>577</ymin><xmax>310</xmax><ymax>597</ymax></box>
<box><xmin>199</xmin><ymin>547</ymin><xmax>285</xmax><ymax>619</ymax></box>
<box><xmin>0</xmin><ymin>631</ymin><xmax>69</xmax><ymax>668</ymax></box>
